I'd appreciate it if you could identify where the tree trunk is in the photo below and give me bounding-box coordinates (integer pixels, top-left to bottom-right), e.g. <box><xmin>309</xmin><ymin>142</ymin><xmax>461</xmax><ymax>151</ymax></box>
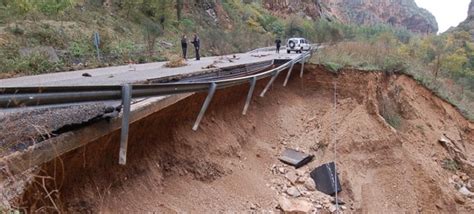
<box><xmin>177</xmin><ymin>0</ymin><xmax>183</xmax><ymax>21</ymax></box>
<box><xmin>434</xmin><ymin>54</ymin><xmax>441</xmax><ymax>79</ymax></box>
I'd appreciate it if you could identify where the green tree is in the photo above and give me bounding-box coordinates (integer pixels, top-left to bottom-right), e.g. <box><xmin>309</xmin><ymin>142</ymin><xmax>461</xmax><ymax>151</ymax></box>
<box><xmin>33</xmin><ymin>0</ymin><xmax>76</xmax><ymax>15</ymax></box>
<box><xmin>3</xmin><ymin>0</ymin><xmax>34</xmax><ymax>19</ymax></box>
<box><xmin>121</xmin><ymin>0</ymin><xmax>143</xmax><ymax>18</ymax></box>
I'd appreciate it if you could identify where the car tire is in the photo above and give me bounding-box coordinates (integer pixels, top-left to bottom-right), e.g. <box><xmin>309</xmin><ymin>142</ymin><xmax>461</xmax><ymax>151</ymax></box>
<box><xmin>288</xmin><ymin>41</ymin><xmax>296</xmax><ymax>49</ymax></box>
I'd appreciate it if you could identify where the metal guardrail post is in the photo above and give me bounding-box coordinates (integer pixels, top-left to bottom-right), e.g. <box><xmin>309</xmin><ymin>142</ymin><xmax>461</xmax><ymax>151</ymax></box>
<box><xmin>242</xmin><ymin>77</ymin><xmax>257</xmax><ymax>115</ymax></box>
<box><xmin>283</xmin><ymin>62</ymin><xmax>295</xmax><ymax>87</ymax></box>
<box><xmin>119</xmin><ymin>84</ymin><xmax>132</xmax><ymax>165</ymax></box>
<box><xmin>260</xmin><ymin>69</ymin><xmax>280</xmax><ymax>97</ymax></box>
<box><xmin>300</xmin><ymin>55</ymin><xmax>306</xmax><ymax>78</ymax></box>
<box><xmin>192</xmin><ymin>82</ymin><xmax>217</xmax><ymax>131</ymax></box>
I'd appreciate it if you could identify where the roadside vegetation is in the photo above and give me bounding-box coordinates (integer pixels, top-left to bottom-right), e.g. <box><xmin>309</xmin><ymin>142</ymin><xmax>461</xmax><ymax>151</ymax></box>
<box><xmin>309</xmin><ymin>21</ymin><xmax>474</xmax><ymax>121</ymax></box>
<box><xmin>0</xmin><ymin>0</ymin><xmax>292</xmax><ymax>76</ymax></box>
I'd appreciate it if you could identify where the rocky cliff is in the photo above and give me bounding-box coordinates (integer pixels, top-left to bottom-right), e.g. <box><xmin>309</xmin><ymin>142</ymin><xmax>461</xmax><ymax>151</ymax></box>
<box><xmin>261</xmin><ymin>0</ymin><xmax>438</xmax><ymax>34</ymax></box>
<box><xmin>456</xmin><ymin>0</ymin><xmax>474</xmax><ymax>37</ymax></box>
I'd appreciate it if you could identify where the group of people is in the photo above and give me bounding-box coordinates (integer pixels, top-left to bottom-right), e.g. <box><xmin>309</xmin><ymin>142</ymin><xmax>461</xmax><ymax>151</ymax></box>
<box><xmin>181</xmin><ymin>34</ymin><xmax>200</xmax><ymax>60</ymax></box>
<box><xmin>181</xmin><ymin>35</ymin><xmax>285</xmax><ymax>61</ymax></box>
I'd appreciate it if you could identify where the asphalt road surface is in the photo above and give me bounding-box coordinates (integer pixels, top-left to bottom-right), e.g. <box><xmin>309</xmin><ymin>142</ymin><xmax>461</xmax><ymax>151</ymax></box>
<box><xmin>0</xmin><ymin>49</ymin><xmax>298</xmax><ymax>87</ymax></box>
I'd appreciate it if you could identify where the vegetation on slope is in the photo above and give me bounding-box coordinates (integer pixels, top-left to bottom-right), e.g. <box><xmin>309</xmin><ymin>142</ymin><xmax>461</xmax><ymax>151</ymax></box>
<box><xmin>0</xmin><ymin>0</ymin><xmax>311</xmax><ymax>76</ymax></box>
<box><xmin>311</xmin><ymin>22</ymin><xmax>474</xmax><ymax>121</ymax></box>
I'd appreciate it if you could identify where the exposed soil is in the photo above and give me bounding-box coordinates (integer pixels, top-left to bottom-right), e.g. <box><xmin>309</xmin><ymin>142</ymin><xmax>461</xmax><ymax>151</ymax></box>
<box><xmin>12</xmin><ymin>65</ymin><xmax>474</xmax><ymax>213</ymax></box>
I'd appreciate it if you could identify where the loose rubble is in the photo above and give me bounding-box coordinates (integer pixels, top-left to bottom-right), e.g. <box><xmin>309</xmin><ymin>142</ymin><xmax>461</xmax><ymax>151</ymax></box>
<box><xmin>270</xmin><ymin>163</ymin><xmax>349</xmax><ymax>213</ymax></box>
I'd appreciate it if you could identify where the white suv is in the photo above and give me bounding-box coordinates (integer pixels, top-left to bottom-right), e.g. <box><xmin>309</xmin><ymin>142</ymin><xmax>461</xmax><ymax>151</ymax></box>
<box><xmin>286</xmin><ymin>38</ymin><xmax>311</xmax><ymax>53</ymax></box>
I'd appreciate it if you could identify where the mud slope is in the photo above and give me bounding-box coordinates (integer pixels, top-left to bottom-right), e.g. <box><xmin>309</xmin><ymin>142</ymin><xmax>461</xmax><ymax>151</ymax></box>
<box><xmin>19</xmin><ymin>65</ymin><xmax>474</xmax><ymax>213</ymax></box>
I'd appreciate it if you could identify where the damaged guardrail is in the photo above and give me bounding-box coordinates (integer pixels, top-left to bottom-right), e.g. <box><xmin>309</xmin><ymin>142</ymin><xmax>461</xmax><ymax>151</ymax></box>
<box><xmin>0</xmin><ymin>49</ymin><xmax>313</xmax><ymax>165</ymax></box>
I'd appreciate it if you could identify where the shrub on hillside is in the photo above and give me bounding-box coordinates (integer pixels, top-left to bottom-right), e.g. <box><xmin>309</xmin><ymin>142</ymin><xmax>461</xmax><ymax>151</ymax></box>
<box><xmin>382</xmin><ymin>55</ymin><xmax>408</xmax><ymax>74</ymax></box>
<box><xmin>323</xmin><ymin>62</ymin><xmax>343</xmax><ymax>74</ymax></box>
<box><xmin>33</xmin><ymin>0</ymin><xmax>76</xmax><ymax>16</ymax></box>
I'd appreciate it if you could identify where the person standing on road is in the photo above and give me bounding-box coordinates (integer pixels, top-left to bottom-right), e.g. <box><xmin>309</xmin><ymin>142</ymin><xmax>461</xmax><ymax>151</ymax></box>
<box><xmin>181</xmin><ymin>35</ymin><xmax>188</xmax><ymax>60</ymax></box>
<box><xmin>275</xmin><ymin>38</ymin><xmax>282</xmax><ymax>53</ymax></box>
<box><xmin>191</xmin><ymin>33</ymin><xmax>200</xmax><ymax>60</ymax></box>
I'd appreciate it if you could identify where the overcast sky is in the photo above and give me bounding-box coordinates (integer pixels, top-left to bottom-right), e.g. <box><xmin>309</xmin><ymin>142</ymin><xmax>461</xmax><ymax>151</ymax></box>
<box><xmin>415</xmin><ymin>0</ymin><xmax>471</xmax><ymax>33</ymax></box>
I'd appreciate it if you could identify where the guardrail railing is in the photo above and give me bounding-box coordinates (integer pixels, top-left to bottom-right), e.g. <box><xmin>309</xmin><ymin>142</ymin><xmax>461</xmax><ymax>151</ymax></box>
<box><xmin>0</xmin><ymin>49</ymin><xmax>314</xmax><ymax>165</ymax></box>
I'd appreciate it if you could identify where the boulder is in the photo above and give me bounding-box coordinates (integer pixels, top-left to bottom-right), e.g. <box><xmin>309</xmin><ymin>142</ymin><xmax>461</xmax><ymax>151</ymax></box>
<box><xmin>278</xmin><ymin>197</ymin><xmax>313</xmax><ymax>214</ymax></box>
<box><xmin>286</xmin><ymin>186</ymin><xmax>301</xmax><ymax>197</ymax></box>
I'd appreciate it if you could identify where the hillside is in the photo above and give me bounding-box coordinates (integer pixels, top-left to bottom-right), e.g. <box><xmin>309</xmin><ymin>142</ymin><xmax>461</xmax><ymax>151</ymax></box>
<box><xmin>262</xmin><ymin>0</ymin><xmax>438</xmax><ymax>34</ymax></box>
<box><xmin>0</xmin><ymin>0</ymin><xmax>438</xmax><ymax>78</ymax></box>
<box><xmin>455</xmin><ymin>0</ymin><xmax>474</xmax><ymax>38</ymax></box>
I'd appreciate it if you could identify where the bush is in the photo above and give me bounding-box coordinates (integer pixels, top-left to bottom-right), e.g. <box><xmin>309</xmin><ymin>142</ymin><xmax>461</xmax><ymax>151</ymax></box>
<box><xmin>180</xmin><ymin>18</ymin><xmax>195</xmax><ymax>32</ymax></box>
<box><xmin>8</xmin><ymin>25</ymin><xmax>25</xmax><ymax>35</ymax></box>
<box><xmin>68</xmin><ymin>40</ymin><xmax>93</xmax><ymax>58</ymax></box>
<box><xmin>323</xmin><ymin>62</ymin><xmax>343</xmax><ymax>74</ymax></box>
<box><xmin>286</xmin><ymin>18</ymin><xmax>304</xmax><ymax>38</ymax></box>
<box><xmin>382</xmin><ymin>55</ymin><xmax>408</xmax><ymax>74</ymax></box>
<box><xmin>441</xmin><ymin>158</ymin><xmax>459</xmax><ymax>171</ymax></box>
<box><xmin>5</xmin><ymin>53</ymin><xmax>63</xmax><ymax>75</ymax></box>
<box><xmin>383</xmin><ymin>111</ymin><xmax>402</xmax><ymax>129</ymax></box>
<box><xmin>27</xmin><ymin>24</ymin><xmax>67</xmax><ymax>47</ymax></box>
<box><xmin>110</xmin><ymin>40</ymin><xmax>136</xmax><ymax>58</ymax></box>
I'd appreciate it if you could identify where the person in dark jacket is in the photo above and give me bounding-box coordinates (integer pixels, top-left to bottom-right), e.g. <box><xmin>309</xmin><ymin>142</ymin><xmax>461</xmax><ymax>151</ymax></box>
<box><xmin>191</xmin><ymin>33</ymin><xmax>200</xmax><ymax>60</ymax></box>
<box><xmin>275</xmin><ymin>38</ymin><xmax>282</xmax><ymax>53</ymax></box>
<box><xmin>181</xmin><ymin>35</ymin><xmax>187</xmax><ymax>60</ymax></box>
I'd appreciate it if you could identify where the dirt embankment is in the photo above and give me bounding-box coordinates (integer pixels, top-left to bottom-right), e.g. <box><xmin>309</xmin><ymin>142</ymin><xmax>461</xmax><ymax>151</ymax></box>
<box><xmin>13</xmin><ymin>65</ymin><xmax>474</xmax><ymax>213</ymax></box>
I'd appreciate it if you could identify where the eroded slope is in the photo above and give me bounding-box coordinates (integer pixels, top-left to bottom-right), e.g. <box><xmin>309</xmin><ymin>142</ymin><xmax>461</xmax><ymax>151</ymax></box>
<box><xmin>16</xmin><ymin>65</ymin><xmax>474</xmax><ymax>213</ymax></box>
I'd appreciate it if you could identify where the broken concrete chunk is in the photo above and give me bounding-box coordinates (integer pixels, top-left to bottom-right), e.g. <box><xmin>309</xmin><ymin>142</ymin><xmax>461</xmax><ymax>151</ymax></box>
<box><xmin>278</xmin><ymin>197</ymin><xmax>312</xmax><ymax>214</ymax></box>
<box><xmin>310</xmin><ymin>162</ymin><xmax>342</xmax><ymax>196</ymax></box>
<box><xmin>279</xmin><ymin>148</ymin><xmax>314</xmax><ymax>168</ymax></box>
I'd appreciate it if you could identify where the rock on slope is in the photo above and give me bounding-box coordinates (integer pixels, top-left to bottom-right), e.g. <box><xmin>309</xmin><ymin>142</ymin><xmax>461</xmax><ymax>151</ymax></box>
<box><xmin>262</xmin><ymin>0</ymin><xmax>438</xmax><ymax>34</ymax></box>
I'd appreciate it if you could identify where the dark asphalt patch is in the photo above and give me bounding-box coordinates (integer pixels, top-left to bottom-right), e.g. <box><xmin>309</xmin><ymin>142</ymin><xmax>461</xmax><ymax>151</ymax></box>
<box><xmin>0</xmin><ymin>103</ymin><xmax>113</xmax><ymax>156</ymax></box>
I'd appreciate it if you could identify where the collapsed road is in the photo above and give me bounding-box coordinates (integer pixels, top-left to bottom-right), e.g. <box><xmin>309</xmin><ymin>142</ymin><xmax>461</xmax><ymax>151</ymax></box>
<box><xmin>0</xmin><ymin>47</ymin><xmax>313</xmax><ymax>203</ymax></box>
<box><xmin>1</xmin><ymin>45</ymin><xmax>474</xmax><ymax>213</ymax></box>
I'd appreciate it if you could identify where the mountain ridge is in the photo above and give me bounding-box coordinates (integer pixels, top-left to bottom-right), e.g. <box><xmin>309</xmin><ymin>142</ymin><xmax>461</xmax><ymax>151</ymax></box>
<box><xmin>259</xmin><ymin>0</ymin><xmax>438</xmax><ymax>34</ymax></box>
